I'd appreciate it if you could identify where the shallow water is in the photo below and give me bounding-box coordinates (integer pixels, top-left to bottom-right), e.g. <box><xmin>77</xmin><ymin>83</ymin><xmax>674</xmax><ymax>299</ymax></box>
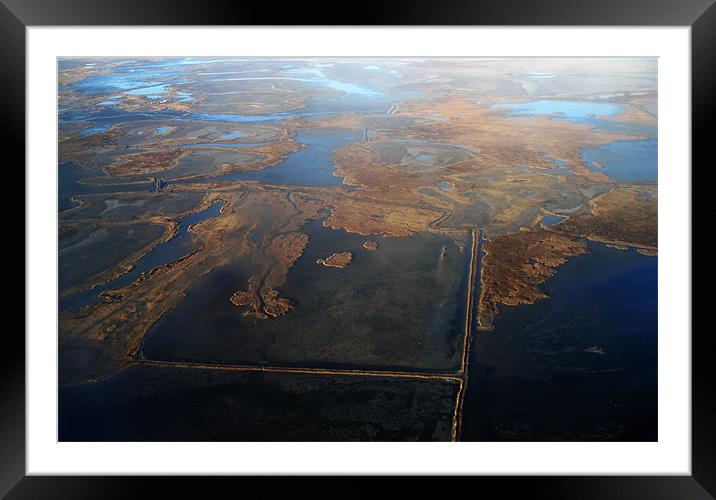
<box><xmin>208</xmin><ymin>129</ymin><xmax>362</xmax><ymax>186</ymax></box>
<box><xmin>59</xmin><ymin>162</ymin><xmax>154</xmax><ymax>213</ymax></box>
<box><xmin>582</xmin><ymin>139</ymin><xmax>657</xmax><ymax>183</ymax></box>
<box><xmin>59</xmin><ymin>200</ymin><xmax>224</xmax><ymax>311</ymax></box>
<box><xmin>493</xmin><ymin>99</ymin><xmax>657</xmax><ymax>136</ymax></box>
<box><xmin>541</xmin><ymin>214</ymin><xmax>568</xmax><ymax>226</ymax></box>
<box><xmin>142</xmin><ymin>219</ymin><xmax>471</xmax><ymax>371</ymax></box>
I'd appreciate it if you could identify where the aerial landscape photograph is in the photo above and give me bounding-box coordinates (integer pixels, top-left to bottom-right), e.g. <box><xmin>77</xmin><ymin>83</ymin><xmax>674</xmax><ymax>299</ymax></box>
<box><xmin>58</xmin><ymin>56</ymin><xmax>657</xmax><ymax>442</ymax></box>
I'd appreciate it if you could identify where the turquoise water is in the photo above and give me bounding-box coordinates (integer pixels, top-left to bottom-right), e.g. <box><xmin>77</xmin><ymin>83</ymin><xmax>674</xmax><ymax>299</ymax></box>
<box><xmin>59</xmin><ymin>200</ymin><xmax>224</xmax><ymax>312</ymax></box>
<box><xmin>583</xmin><ymin>139</ymin><xmax>657</xmax><ymax>183</ymax></box>
<box><xmin>437</xmin><ymin>181</ymin><xmax>453</xmax><ymax>190</ymax></box>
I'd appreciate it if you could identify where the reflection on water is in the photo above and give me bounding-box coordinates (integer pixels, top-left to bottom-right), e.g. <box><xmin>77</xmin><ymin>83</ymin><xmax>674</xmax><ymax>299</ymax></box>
<box><xmin>59</xmin><ymin>162</ymin><xmax>153</xmax><ymax>213</ymax></box>
<box><xmin>541</xmin><ymin>213</ymin><xmax>568</xmax><ymax>227</ymax></box>
<box><xmin>494</xmin><ymin>99</ymin><xmax>623</xmax><ymax>121</ymax></box>
<box><xmin>206</xmin><ymin>129</ymin><xmax>362</xmax><ymax>187</ymax></box>
<box><xmin>493</xmin><ymin>99</ymin><xmax>656</xmax><ymax>136</ymax></box>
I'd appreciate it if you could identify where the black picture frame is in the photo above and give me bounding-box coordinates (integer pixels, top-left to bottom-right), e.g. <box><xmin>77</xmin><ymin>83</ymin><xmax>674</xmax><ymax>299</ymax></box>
<box><xmin>5</xmin><ymin>0</ymin><xmax>711</xmax><ymax>496</ymax></box>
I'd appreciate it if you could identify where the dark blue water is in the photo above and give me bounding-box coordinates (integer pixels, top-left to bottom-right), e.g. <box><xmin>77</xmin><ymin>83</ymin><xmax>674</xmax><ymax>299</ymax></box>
<box><xmin>59</xmin><ymin>162</ymin><xmax>154</xmax><ymax>213</ymax></box>
<box><xmin>461</xmin><ymin>242</ymin><xmax>657</xmax><ymax>441</ymax></box>
<box><xmin>140</xmin><ymin>218</ymin><xmax>472</xmax><ymax>372</ymax></box>
<box><xmin>207</xmin><ymin>129</ymin><xmax>362</xmax><ymax>186</ymax></box>
<box><xmin>583</xmin><ymin>139</ymin><xmax>657</xmax><ymax>183</ymax></box>
<box><xmin>59</xmin><ymin>200</ymin><xmax>224</xmax><ymax>311</ymax></box>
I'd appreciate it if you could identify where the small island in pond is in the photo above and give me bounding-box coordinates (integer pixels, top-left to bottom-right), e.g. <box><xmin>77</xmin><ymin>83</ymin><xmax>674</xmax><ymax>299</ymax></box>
<box><xmin>316</xmin><ymin>251</ymin><xmax>353</xmax><ymax>268</ymax></box>
<box><xmin>362</xmin><ymin>241</ymin><xmax>379</xmax><ymax>251</ymax></box>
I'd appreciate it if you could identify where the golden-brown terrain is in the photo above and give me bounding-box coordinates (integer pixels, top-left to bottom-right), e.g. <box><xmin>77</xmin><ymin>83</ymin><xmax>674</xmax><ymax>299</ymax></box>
<box><xmin>316</xmin><ymin>251</ymin><xmax>353</xmax><ymax>268</ymax></box>
<box><xmin>477</xmin><ymin>229</ymin><xmax>590</xmax><ymax>330</ymax></box>
<box><xmin>550</xmin><ymin>185</ymin><xmax>657</xmax><ymax>249</ymax></box>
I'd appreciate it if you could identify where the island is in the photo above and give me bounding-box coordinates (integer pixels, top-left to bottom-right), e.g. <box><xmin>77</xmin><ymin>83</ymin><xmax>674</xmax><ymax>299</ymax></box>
<box><xmin>316</xmin><ymin>251</ymin><xmax>353</xmax><ymax>268</ymax></box>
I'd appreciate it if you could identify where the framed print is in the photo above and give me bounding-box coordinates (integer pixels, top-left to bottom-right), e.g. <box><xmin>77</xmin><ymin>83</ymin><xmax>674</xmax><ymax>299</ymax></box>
<box><xmin>6</xmin><ymin>0</ymin><xmax>712</xmax><ymax>496</ymax></box>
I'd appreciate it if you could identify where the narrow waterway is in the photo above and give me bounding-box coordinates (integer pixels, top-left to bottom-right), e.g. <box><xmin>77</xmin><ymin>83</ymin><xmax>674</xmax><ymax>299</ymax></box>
<box><xmin>59</xmin><ymin>200</ymin><xmax>224</xmax><ymax>312</ymax></box>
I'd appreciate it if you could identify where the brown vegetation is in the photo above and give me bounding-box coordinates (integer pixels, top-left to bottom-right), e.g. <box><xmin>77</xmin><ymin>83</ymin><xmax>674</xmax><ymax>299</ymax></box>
<box><xmin>316</xmin><ymin>251</ymin><xmax>353</xmax><ymax>268</ymax></box>
<box><xmin>477</xmin><ymin>229</ymin><xmax>589</xmax><ymax>330</ymax></box>
<box><xmin>362</xmin><ymin>241</ymin><xmax>378</xmax><ymax>251</ymax></box>
<box><xmin>550</xmin><ymin>186</ymin><xmax>657</xmax><ymax>249</ymax></box>
<box><xmin>107</xmin><ymin>149</ymin><xmax>188</xmax><ymax>176</ymax></box>
<box><xmin>231</xmin><ymin>232</ymin><xmax>310</xmax><ymax>318</ymax></box>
